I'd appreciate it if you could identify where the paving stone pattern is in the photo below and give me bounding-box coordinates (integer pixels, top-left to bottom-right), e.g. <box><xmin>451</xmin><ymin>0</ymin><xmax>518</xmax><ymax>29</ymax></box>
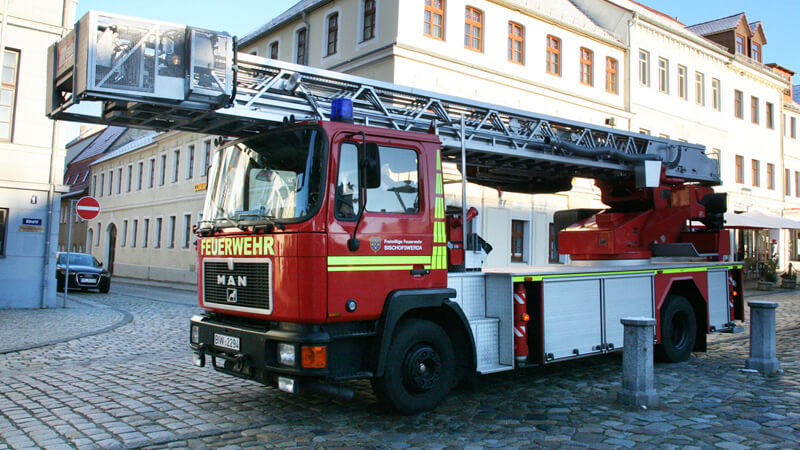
<box><xmin>0</xmin><ymin>288</ymin><xmax>798</xmax><ymax>449</ymax></box>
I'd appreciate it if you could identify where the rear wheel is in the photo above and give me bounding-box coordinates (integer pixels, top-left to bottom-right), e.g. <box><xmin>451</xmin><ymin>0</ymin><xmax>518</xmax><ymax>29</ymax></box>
<box><xmin>657</xmin><ymin>295</ymin><xmax>696</xmax><ymax>362</ymax></box>
<box><xmin>56</xmin><ymin>277</ymin><xmax>64</xmax><ymax>292</ymax></box>
<box><xmin>372</xmin><ymin>319</ymin><xmax>455</xmax><ymax>414</ymax></box>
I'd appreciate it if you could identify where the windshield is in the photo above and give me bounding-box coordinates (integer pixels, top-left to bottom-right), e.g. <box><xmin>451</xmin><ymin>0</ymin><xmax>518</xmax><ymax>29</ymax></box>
<box><xmin>202</xmin><ymin>127</ymin><xmax>326</xmax><ymax>226</ymax></box>
<box><xmin>58</xmin><ymin>253</ymin><xmax>100</xmax><ymax>267</ymax></box>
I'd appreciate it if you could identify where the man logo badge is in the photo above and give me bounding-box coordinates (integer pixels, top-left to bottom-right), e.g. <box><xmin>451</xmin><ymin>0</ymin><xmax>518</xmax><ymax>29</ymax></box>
<box><xmin>226</xmin><ymin>287</ymin><xmax>238</xmax><ymax>303</ymax></box>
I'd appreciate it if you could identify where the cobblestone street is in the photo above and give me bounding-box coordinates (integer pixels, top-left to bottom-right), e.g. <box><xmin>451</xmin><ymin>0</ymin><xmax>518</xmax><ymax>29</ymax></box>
<box><xmin>0</xmin><ymin>284</ymin><xmax>798</xmax><ymax>449</ymax></box>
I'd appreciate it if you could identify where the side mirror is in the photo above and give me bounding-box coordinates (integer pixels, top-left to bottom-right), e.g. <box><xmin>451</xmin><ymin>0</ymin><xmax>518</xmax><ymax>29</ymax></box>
<box><xmin>361</xmin><ymin>142</ymin><xmax>381</xmax><ymax>189</ymax></box>
<box><xmin>99</xmin><ymin>262</ymin><xmax>103</xmax><ymax>267</ymax></box>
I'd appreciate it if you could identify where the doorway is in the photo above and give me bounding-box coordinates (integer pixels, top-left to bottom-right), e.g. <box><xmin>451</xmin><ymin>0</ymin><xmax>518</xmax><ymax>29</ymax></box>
<box><xmin>106</xmin><ymin>223</ymin><xmax>117</xmax><ymax>275</ymax></box>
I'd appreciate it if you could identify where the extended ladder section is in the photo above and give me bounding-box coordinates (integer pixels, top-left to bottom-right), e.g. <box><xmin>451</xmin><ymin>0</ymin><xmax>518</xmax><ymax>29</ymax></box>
<box><xmin>47</xmin><ymin>11</ymin><xmax>721</xmax><ymax>192</ymax></box>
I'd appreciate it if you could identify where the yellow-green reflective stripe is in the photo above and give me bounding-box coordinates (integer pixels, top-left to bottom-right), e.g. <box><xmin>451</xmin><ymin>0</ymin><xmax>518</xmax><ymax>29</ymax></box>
<box><xmin>431</xmin><ymin>245</ymin><xmax>447</xmax><ymax>269</ymax></box>
<box><xmin>436</xmin><ymin>173</ymin><xmax>443</xmax><ymax>195</ymax></box>
<box><xmin>511</xmin><ymin>265</ymin><xmax>742</xmax><ymax>282</ymax></box>
<box><xmin>328</xmin><ymin>255</ymin><xmax>431</xmax><ymax>265</ymax></box>
<box><xmin>437</xmin><ymin>150</ymin><xmax>442</xmax><ymax>171</ymax></box>
<box><xmin>328</xmin><ymin>265</ymin><xmax>415</xmax><ymax>272</ymax></box>
<box><xmin>435</xmin><ymin>198</ymin><xmax>445</xmax><ymax>219</ymax></box>
<box><xmin>434</xmin><ymin>221</ymin><xmax>446</xmax><ymax>243</ymax></box>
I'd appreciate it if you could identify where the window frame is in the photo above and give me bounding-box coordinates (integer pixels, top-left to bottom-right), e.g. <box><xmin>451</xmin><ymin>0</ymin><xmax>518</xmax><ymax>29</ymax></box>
<box><xmin>424</xmin><ymin>0</ymin><xmax>445</xmax><ymax>40</ymax></box>
<box><xmin>751</xmin><ymin>96</ymin><xmax>759</xmax><ymax>125</ymax></box>
<box><xmin>186</xmin><ymin>144</ymin><xmax>195</xmax><ymax>179</ymax></box>
<box><xmin>295</xmin><ymin>27</ymin><xmax>307</xmax><ymax>64</ymax></box>
<box><xmin>734</xmin><ymin>90</ymin><xmax>743</xmax><ymax>119</ymax></box>
<box><xmin>657</xmin><ymin>57</ymin><xmax>669</xmax><ymax>93</ymax></box>
<box><xmin>767</xmin><ymin>163</ymin><xmax>774</xmax><ymax>190</ymax></box>
<box><xmin>0</xmin><ymin>49</ymin><xmax>20</xmax><ymax>142</ymax></box>
<box><xmin>752</xmin><ymin>159</ymin><xmax>760</xmax><ymax>188</ymax></box>
<box><xmin>362</xmin><ymin>0</ymin><xmax>376</xmax><ymax>42</ymax></box>
<box><xmin>464</xmin><ymin>6</ymin><xmax>483</xmax><ymax>52</ymax></box>
<box><xmin>546</xmin><ymin>35</ymin><xmax>561</xmax><ymax>76</ymax></box>
<box><xmin>579</xmin><ymin>47</ymin><xmax>593</xmax><ymax>86</ymax></box>
<box><xmin>735</xmin><ymin>154</ymin><xmax>744</xmax><ymax>184</ymax></box>
<box><xmin>638</xmin><ymin>50</ymin><xmax>650</xmax><ymax>86</ymax></box>
<box><xmin>677</xmin><ymin>65</ymin><xmax>687</xmax><ymax>100</ymax></box>
<box><xmin>507</xmin><ymin>21</ymin><xmax>524</xmax><ymax>65</ymax></box>
<box><xmin>269</xmin><ymin>41</ymin><xmax>279</xmax><ymax>59</ymax></box>
<box><xmin>766</xmin><ymin>102</ymin><xmax>774</xmax><ymax>129</ymax></box>
<box><xmin>605</xmin><ymin>57</ymin><xmax>618</xmax><ymax>95</ymax></box>
<box><xmin>511</xmin><ymin>220</ymin><xmax>525</xmax><ymax>263</ymax></box>
<box><xmin>711</xmin><ymin>78</ymin><xmax>721</xmax><ymax>111</ymax></box>
<box><xmin>326</xmin><ymin>12</ymin><xmax>339</xmax><ymax>57</ymax></box>
<box><xmin>695</xmin><ymin>72</ymin><xmax>705</xmax><ymax>106</ymax></box>
<box><xmin>172</xmin><ymin>149</ymin><xmax>180</xmax><ymax>183</ymax></box>
<box><xmin>751</xmin><ymin>42</ymin><xmax>761</xmax><ymax>62</ymax></box>
<box><xmin>735</xmin><ymin>34</ymin><xmax>746</xmax><ymax>54</ymax></box>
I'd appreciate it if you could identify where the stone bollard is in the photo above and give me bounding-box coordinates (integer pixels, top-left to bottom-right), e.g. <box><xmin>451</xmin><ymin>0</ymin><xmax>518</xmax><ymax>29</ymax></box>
<box><xmin>617</xmin><ymin>317</ymin><xmax>660</xmax><ymax>409</ymax></box>
<box><xmin>745</xmin><ymin>301</ymin><xmax>780</xmax><ymax>375</ymax></box>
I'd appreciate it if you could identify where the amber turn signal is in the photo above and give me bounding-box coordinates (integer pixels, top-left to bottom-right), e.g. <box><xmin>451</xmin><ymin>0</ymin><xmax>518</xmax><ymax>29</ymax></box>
<box><xmin>301</xmin><ymin>346</ymin><xmax>327</xmax><ymax>369</ymax></box>
<box><xmin>522</xmin><ymin>313</ymin><xmax>530</xmax><ymax>322</ymax></box>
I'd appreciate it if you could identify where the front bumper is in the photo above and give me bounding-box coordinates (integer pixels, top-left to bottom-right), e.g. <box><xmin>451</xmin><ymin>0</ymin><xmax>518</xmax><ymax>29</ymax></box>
<box><xmin>58</xmin><ymin>271</ymin><xmax>107</xmax><ymax>288</ymax></box>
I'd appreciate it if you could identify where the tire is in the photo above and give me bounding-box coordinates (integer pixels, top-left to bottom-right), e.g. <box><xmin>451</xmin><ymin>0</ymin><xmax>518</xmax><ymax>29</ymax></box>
<box><xmin>657</xmin><ymin>295</ymin><xmax>697</xmax><ymax>362</ymax></box>
<box><xmin>99</xmin><ymin>279</ymin><xmax>110</xmax><ymax>293</ymax></box>
<box><xmin>372</xmin><ymin>319</ymin><xmax>456</xmax><ymax>414</ymax></box>
<box><xmin>56</xmin><ymin>277</ymin><xmax>64</xmax><ymax>293</ymax></box>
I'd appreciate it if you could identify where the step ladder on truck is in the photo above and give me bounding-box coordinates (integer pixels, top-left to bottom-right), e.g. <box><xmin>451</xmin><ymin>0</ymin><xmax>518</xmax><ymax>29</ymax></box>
<box><xmin>47</xmin><ymin>11</ymin><xmax>744</xmax><ymax>414</ymax></box>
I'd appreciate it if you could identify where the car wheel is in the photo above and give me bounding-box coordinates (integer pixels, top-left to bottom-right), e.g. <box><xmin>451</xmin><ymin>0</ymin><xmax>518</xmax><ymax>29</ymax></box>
<box><xmin>657</xmin><ymin>295</ymin><xmax>697</xmax><ymax>362</ymax></box>
<box><xmin>371</xmin><ymin>319</ymin><xmax>455</xmax><ymax>414</ymax></box>
<box><xmin>56</xmin><ymin>278</ymin><xmax>64</xmax><ymax>292</ymax></box>
<box><xmin>99</xmin><ymin>279</ymin><xmax>111</xmax><ymax>293</ymax></box>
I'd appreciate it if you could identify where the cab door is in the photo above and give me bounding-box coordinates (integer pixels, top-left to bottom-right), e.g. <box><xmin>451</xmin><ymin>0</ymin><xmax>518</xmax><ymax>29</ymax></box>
<box><xmin>326</xmin><ymin>135</ymin><xmax>435</xmax><ymax>321</ymax></box>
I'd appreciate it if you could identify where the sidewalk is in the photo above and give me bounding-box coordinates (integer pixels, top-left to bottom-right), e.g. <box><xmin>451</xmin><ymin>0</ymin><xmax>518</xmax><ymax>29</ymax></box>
<box><xmin>0</xmin><ymin>297</ymin><xmax>132</xmax><ymax>354</ymax></box>
<box><xmin>111</xmin><ymin>276</ymin><xmax>197</xmax><ymax>292</ymax></box>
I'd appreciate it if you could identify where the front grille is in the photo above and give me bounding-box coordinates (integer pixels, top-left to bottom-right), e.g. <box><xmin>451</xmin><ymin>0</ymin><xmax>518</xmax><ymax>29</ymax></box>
<box><xmin>203</xmin><ymin>259</ymin><xmax>272</xmax><ymax>312</ymax></box>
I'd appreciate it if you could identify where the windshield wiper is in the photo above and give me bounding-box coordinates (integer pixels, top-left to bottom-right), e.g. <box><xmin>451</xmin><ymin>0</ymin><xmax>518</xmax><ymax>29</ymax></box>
<box><xmin>233</xmin><ymin>211</ymin><xmax>286</xmax><ymax>231</ymax></box>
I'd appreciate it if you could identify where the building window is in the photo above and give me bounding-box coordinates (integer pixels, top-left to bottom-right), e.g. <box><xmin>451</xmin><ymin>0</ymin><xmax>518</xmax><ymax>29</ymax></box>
<box><xmin>751</xmin><ymin>42</ymin><xmax>761</xmax><ymax>62</ymax></box>
<box><xmin>638</xmin><ymin>50</ymin><xmax>649</xmax><ymax>86</ymax></box>
<box><xmin>734</xmin><ymin>90</ymin><xmax>743</xmax><ymax>119</ymax></box>
<box><xmin>793</xmin><ymin>117</ymin><xmax>797</xmax><ymax>139</ymax></box>
<box><xmin>751</xmin><ymin>96</ymin><xmax>759</xmax><ymax>124</ymax></box>
<box><xmin>269</xmin><ymin>41</ymin><xmax>278</xmax><ymax>59</ymax></box>
<box><xmin>767</xmin><ymin>163</ymin><xmax>774</xmax><ymax>190</ymax></box>
<box><xmin>711</xmin><ymin>78</ymin><xmax>720</xmax><ymax>111</ymax></box>
<box><xmin>96</xmin><ymin>222</ymin><xmax>101</xmax><ymax>246</ymax></box>
<box><xmin>796</xmin><ymin>171</ymin><xmax>800</xmax><ymax>197</ymax></box>
<box><xmin>752</xmin><ymin>159</ymin><xmax>760</xmax><ymax>187</ymax></box>
<box><xmin>168</xmin><ymin>216</ymin><xmax>176</xmax><ymax>248</ymax></box>
<box><xmin>606</xmin><ymin>57</ymin><xmax>617</xmax><ymax>94</ymax></box>
<box><xmin>137</xmin><ymin>161</ymin><xmax>144</xmax><ymax>190</ymax></box>
<box><xmin>677</xmin><ymin>65</ymin><xmax>687</xmax><ymax>100</ymax></box>
<box><xmin>695</xmin><ymin>72</ymin><xmax>704</xmax><ymax>106</ymax></box>
<box><xmin>116</xmin><ymin>168</ymin><xmax>122</xmax><ymax>194</ymax></box>
<box><xmin>202</xmin><ymin>140</ymin><xmax>212</xmax><ymax>176</ymax></box>
<box><xmin>507</xmin><ymin>22</ymin><xmax>523</xmax><ymax>64</ymax></box>
<box><xmin>363</xmin><ymin>0</ymin><xmax>376</xmax><ymax>41</ymax></box>
<box><xmin>0</xmin><ymin>208</ymin><xmax>6</xmax><ymax>256</ymax></box>
<box><xmin>658</xmin><ymin>57</ymin><xmax>668</xmax><ymax>93</ymax></box>
<box><xmin>295</xmin><ymin>28</ymin><xmax>307</xmax><ymax>64</ymax></box>
<box><xmin>132</xmin><ymin>219</ymin><xmax>138</xmax><ymax>248</ymax></box>
<box><xmin>186</xmin><ymin>144</ymin><xmax>195</xmax><ymax>179</ymax></box>
<box><xmin>326</xmin><ymin>12</ymin><xmax>339</xmax><ymax>56</ymax></box>
<box><xmin>126</xmin><ymin>165</ymin><xmax>132</xmax><ymax>192</ymax></box>
<box><xmin>464</xmin><ymin>7</ymin><xmax>482</xmax><ymax>52</ymax></box>
<box><xmin>736</xmin><ymin>34</ymin><xmax>746</xmax><ymax>54</ymax></box>
<box><xmin>639</xmin><ymin>128</ymin><xmax>650</xmax><ymax>135</ymax></box>
<box><xmin>172</xmin><ymin>149</ymin><xmax>180</xmax><ymax>182</ymax></box>
<box><xmin>155</xmin><ymin>217</ymin><xmax>162</xmax><ymax>248</ymax></box>
<box><xmin>159</xmin><ymin>154</ymin><xmax>167</xmax><ymax>186</ymax></box>
<box><xmin>579</xmin><ymin>48</ymin><xmax>593</xmax><ymax>86</ymax></box>
<box><xmin>511</xmin><ymin>220</ymin><xmax>525</xmax><ymax>262</ymax></box>
<box><xmin>183</xmin><ymin>214</ymin><xmax>192</xmax><ymax>248</ymax></box>
<box><xmin>99</xmin><ymin>173</ymin><xmax>104</xmax><ymax>197</ymax></box>
<box><xmin>424</xmin><ymin>0</ymin><xmax>445</xmax><ymax>40</ymax></box>
<box><xmin>549</xmin><ymin>223</ymin><xmax>560</xmax><ymax>264</ymax></box>
<box><xmin>0</xmin><ymin>49</ymin><xmax>20</xmax><ymax>141</ymax></box>
<box><xmin>786</xmin><ymin>169</ymin><xmax>791</xmax><ymax>196</ymax></box>
<box><xmin>121</xmin><ymin>220</ymin><xmax>128</xmax><ymax>247</ymax></box>
<box><xmin>92</xmin><ymin>175</ymin><xmax>97</xmax><ymax>197</ymax></box>
<box><xmin>766</xmin><ymin>102</ymin><xmax>774</xmax><ymax>129</ymax></box>
<box><xmin>546</xmin><ymin>35</ymin><xmax>561</xmax><ymax>76</ymax></box>
<box><xmin>107</xmin><ymin>171</ymin><xmax>113</xmax><ymax>196</ymax></box>
<box><xmin>148</xmin><ymin>158</ymin><xmax>155</xmax><ymax>188</ymax></box>
<box><xmin>143</xmin><ymin>218</ymin><xmax>149</xmax><ymax>248</ymax></box>
<box><xmin>735</xmin><ymin>155</ymin><xmax>744</xmax><ymax>183</ymax></box>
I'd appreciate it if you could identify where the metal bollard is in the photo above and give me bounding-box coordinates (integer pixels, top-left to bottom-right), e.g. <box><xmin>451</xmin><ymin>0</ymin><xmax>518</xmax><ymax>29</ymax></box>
<box><xmin>745</xmin><ymin>301</ymin><xmax>780</xmax><ymax>375</ymax></box>
<box><xmin>617</xmin><ymin>317</ymin><xmax>660</xmax><ymax>409</ymax></box>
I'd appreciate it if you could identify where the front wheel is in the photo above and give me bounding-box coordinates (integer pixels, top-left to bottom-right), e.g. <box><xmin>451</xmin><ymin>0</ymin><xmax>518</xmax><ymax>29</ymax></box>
<box><xmin>657</xmin><ymin>295</ymin><xmax>697</xmax><ymax>362</ymax></box>
<box><xmin>99</xmin><ymin>279</ymin><xmax>110</xmax><ymax>293</ymax></box>
<box><xmin>372</xmin><ymin>319</ymin><xmax>456</xmax><ymax>414</ymax></box>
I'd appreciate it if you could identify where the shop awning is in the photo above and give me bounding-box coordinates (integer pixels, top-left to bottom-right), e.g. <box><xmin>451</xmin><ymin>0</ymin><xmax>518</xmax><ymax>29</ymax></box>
<box><xmin>724</xmin><ymin>210</ymin><xmax>800</xmax><ymax>229</ymax></box>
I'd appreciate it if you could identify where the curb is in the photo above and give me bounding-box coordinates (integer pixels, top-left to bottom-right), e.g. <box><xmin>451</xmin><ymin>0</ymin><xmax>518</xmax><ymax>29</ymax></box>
<box><xmin>0</xmin><ymin>297</ymin><xmax>134</xmax><ymax>355</ymax></box>
<box><xmin>114</xmin><ymin>276</ymin><xmax>196</xmax><ymax>292</ymax></box>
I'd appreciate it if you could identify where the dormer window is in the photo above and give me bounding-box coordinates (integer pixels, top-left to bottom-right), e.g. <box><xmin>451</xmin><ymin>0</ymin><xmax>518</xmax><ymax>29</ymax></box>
<box><xmin>751</xmin><ymin>42</ymin><xmax>761</xmax><ymax>62</ymax></box>
<box><xmin>735</xmin><ymin>34</ymin><xmax>746</xmax><ymax>54</ymax></box>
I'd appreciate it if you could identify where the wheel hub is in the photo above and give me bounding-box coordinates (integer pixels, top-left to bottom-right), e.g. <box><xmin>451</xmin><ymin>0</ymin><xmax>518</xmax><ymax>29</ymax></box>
<box><xmin>403</xmin><ymin>344</ymin><xmax>442</xmax><ymax>393</ymax></box>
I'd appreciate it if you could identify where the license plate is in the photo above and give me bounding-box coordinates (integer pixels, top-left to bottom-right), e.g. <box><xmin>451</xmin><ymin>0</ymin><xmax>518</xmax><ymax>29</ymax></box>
<box><xmin>214</xmin><ymin>333</ymin><xmax>240</xmax><ymax>351</ymax></box>
<box><xmin>80</xmin><ymin>277</ymin><xmax>96</xmax><ymax>283</ymax></box>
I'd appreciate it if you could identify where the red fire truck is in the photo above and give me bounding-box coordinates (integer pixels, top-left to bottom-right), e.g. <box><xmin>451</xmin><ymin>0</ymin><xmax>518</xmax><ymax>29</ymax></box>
<box><xmin>47</xmin><ymin>12</ymin><xmax>743</xmax><ymax>413</ymax></box>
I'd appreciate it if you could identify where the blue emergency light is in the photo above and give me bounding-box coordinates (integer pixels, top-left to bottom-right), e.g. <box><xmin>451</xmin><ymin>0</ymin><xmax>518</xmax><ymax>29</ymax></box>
<box><xmin>331</xmin><ymin>98</ymin><xmax>354</xmax><ymax>123</ymax></box>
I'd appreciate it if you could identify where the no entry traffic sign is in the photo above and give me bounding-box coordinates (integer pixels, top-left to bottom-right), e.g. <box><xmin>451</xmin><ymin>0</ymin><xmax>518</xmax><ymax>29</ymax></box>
<box><xmin>76</xmin><ymin>196</ymin><xmax>100</xmax><ymax>221</ymax></box>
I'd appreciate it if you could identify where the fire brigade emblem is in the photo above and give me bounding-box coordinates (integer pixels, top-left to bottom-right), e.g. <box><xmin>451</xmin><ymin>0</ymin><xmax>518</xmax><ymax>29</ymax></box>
<box><xmin>226</xmin><ymin>287</ymin><xmax>238</xmax><ymax>303</ymax></box>
<box><xmin>369</xmin><ymin>236</ymin><xmax>382</xmax><ymax>253</ymax></box>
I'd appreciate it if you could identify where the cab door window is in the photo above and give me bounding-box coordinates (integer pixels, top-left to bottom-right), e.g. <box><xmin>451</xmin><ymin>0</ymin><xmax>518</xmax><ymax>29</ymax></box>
<box><xmin>335</xmin><ymin>143</ymin><xmax>419</xmax><ymax>219</ymax></box>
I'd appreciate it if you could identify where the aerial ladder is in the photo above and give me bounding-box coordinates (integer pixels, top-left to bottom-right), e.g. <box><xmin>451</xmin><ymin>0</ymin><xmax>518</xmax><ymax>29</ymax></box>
<box><xmin>47</xmin><ymin>12</ymin><xmax>742</xmax><ymax>413</ymax></box>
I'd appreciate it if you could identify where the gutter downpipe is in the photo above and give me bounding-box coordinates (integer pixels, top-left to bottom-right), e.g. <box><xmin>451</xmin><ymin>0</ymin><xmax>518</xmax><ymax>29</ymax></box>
<box><xmin>302</xmin><ymin>11</ymin><xmax>310</xmax><ymax>65</ymax></box>
<box><xmin>625</xmin><ymin>13</ymin><xmax>636</xmax><ymax>130</ymax></box>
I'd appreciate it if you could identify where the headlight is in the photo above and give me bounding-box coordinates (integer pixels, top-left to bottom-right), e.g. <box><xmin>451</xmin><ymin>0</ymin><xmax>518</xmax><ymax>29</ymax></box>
<box><xmin>191</xmin><ymin>325</ymin><xmax>200</xmax><ymax>344</ymax></box>
<box><xmin>278</xmin><ymin>343</ymin><xmax>296</xmax><ymax>366</ymax></box>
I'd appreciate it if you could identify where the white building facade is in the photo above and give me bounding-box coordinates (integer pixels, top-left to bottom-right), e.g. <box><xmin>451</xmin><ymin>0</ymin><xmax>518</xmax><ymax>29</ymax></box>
<box><xmin>0</xmin><ymin>0</ymin><xmax>76</xmax><ymax>308</ymax></box>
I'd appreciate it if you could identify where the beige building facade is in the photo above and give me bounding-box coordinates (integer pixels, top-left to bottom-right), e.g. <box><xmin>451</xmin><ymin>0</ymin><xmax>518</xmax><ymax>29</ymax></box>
<box><xmin>88</xmin><ymin>131</ymin><xmax>214</xmax><ymax>283</ymax></box>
